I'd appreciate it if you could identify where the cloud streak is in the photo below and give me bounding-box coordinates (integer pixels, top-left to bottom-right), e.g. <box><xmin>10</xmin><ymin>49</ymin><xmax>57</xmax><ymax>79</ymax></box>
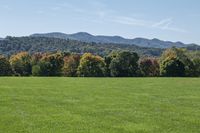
<box><xmin>35</xmin><ymin>1</ymin><xmax>187</xmax><ymax>33</ymax></box>
<box><xmin>51</xmin><ymin>2</ymin><xmax>85</xmax><ymax>13</ymax></box>
<box><xmin>100</xmin><ymin>15</ymin><xmax>186</xmax><ymax>33</ymax></box>
<box><xmin>111</xmin><ymin>16</ymin><xmax>152</xmax><ymax>26</ymax></box>
<box><xmin>152</xmin><ymin>18</ymin><xmax>186</xmax><ymax>33</ymax></box>
<box><xmin>0</xmin><ymin>5</ymin><xmax>12</xmax><ymax>11</ymax></box>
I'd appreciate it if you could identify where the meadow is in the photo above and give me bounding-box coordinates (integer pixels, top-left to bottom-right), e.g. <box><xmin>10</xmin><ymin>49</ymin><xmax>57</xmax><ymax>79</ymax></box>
<box><xmin>0</xmin><ymin>78</ymin><xmax>200</xmax><ymax>133</ymax></box>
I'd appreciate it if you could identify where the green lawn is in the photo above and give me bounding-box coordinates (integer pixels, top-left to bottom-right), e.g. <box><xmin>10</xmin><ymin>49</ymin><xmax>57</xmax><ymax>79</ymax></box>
<box><xmin>0</xmin><ymin>78</ymin><xmax>200</xmax><ymax>133</ymax></box>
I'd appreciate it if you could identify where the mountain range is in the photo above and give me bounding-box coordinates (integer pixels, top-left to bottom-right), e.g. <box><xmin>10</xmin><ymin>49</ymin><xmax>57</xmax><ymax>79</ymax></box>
<box><xmin>0</xmin><ymin>36</ymin><xmax>164</xmax><ymax>56</ymax></box>
<box><xmin>31</xmin><ymin>32</ymin><xmax>196</xmax><ymax>48</ymax></box>
<box><xmin>0</xmin><ymin>34</ymin><xmax>199</xmax><ymax>57</ymax></box>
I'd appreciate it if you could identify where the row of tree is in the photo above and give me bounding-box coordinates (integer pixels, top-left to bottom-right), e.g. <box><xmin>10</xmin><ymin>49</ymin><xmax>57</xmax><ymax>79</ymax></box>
<box><xmin>0</xmin><ymin>48</ymin><xmax>200</xmax><ymax>77</ymax></box>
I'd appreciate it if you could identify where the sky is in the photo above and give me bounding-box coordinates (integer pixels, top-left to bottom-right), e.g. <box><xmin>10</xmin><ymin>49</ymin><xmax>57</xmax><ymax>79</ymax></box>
<box><xmin>0</xmin><ymin>0</ymin><xmax>200</xmax><ymax>44</ymax></box>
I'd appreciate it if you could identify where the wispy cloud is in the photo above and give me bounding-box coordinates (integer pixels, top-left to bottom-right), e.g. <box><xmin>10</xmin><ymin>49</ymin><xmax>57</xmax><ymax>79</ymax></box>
<box><xmin>90</xmin><ymin>1</ymin><xmax>107</xmax><ymax>9</ymax></box>
<box><xmin>0</xmin><ymin>5</ymin><xmax>12</xmax><ymax>11</ymax></box>
<box><xmin>111</xmin><ymin>16</ymin><xmax>152</xmax><ymax>27</ymax></box>
<box><xmin>97</xmin><ymin>14</ymin><xmax>186</xmax><ymax>33</ymax></box>
<box><xmin>50</xmin><ymin>6</ymin><xmax>62</xmax><ymax>11</ymax></box>
<box><xmin>152</xmin><ymin>18</ymin><xmax>172</xmax><ymax>28</ymax></box>
<box><xmin>152</xmin><ymin>18</ymin><xmax>186</xmax><ymax>33</ymax></box>
<box><xmin>35</xmin><ymin>2</ymin><xmax>85</xmax><ymax>15</ymax></box>
<box><xmin>88</xmin><ymin>1</ymin><xmax>186</xmax><ymax>33</ymax></box>
<box><xmin>35</xmin><ymin>10</ymin><xmax>45</xmax><ymax>14</ymax></box>
<box><xmin>51</xmin><ymin>2</ymin><xmax>85</xmax><ymax>13</ymax></box>
<box><xmin>35</xmin><ymin>1</ymin><xmax>186</xmax><ymax>33</ymax></box>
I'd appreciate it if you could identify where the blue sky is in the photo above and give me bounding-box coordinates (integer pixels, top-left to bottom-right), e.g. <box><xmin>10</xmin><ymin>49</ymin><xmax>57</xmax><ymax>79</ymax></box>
<box><xmin>0</xmin><ymin>0</ymin><xmax>200</xmax><ymax>44</ymax></box>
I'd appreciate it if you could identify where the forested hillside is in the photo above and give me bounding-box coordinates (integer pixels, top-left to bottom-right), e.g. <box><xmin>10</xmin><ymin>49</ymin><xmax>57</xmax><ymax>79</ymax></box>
<box><xmin>0</xmin><ymin>36</ymin><xmax>163</xmax><ymax>56</ymax></box>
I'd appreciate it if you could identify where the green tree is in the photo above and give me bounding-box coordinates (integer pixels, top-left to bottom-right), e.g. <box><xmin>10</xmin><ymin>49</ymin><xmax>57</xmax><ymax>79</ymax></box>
<box><xmin>40</xmin><ymin>53</ymin><xmax>64</xmax><ymax>76</ymax></box>
<box><xmin>160</xmin><ymin>48</ymin><xmax>195</xmax><ymax>76</ymax></box>
<box><xmin>104</xmin><ymin>51</ymin><xmax>119</xmax><ymax>76</ymax></box>
<box><xmin>193</xmin><ymin>58</ymin><xmax>200</xmax><ymax>77</ymax></box>
<box><xmin>109</xmin><ymin>51</ymin><xmax>139</xmax><ymax>77</ymax></box>
<box><xmin>0</xmin><ymin>55</ymin><xmax>12</xmax><ymax>76</ymax></box>
<box><xmin>160</xmin><ymin>56</ymin><xmax>185</xmax><ymax>77</ymax></box>
<box><xmin>78</xmin><ymin>53</ymin><xmax>105</xmax><ymax>77</ymax></box>
<box><xmin>139</xmin><ymin>58</ymin><xmax>160</xmax><ymax>77</ymax></box>
<box><xmin>9</xmin><ymin>52</ymin><xmax>32</xmax><ymax>76</ymax></box>
<box><xmin>32</xmin><ymin>65</ymin><xmax>41</xmax><ymax>76</ymax></box>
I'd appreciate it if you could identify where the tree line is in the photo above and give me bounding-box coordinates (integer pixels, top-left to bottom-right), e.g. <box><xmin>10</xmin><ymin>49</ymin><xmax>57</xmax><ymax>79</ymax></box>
<box><xmin>0</xmin><ymin>47</ymin><xmax>200</xmax><ymax>77</ymax></box>
<box><xmin>0</xmin><ymin>36</ymin><xmax>163</xmax><ymax>57</ymax></box>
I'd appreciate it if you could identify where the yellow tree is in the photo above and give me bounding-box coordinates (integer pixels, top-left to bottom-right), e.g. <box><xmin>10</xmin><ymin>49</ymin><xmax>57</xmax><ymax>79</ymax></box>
<box><xmin>9</xmin><ymin>52</ymin><xmax>32</xmax><ymax>76</ymax></box>
<box><xmin>78</xmin><ymin>53</ymin><xmax>105</xmax><ymax>77</ymax></box>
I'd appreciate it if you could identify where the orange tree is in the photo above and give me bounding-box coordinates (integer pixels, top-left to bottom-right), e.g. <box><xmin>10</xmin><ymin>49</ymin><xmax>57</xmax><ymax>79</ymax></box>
<box><xmin>63</xmin><ymin>54</ymin><xmax>81</xmax><ymax>77</ymax></box>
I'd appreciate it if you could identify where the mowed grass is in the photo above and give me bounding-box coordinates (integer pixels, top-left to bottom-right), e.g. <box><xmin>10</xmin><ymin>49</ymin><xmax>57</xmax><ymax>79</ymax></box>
<box><xmin>0</xmin><ymin>78</ymin><xmax>200</xmax><ymax>133</ymax></box>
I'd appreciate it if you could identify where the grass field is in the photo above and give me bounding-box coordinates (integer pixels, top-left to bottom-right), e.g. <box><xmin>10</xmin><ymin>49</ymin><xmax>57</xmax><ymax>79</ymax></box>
<box><xmin>0</xmin><ymin>78</ymin><xmax>200</xmax><ymax>133</ymax></box>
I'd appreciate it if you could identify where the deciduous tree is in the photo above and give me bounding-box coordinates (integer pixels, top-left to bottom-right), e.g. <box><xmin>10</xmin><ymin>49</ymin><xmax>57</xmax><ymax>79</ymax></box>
<box><xmin>160</xmin><ymin>48</ymin><xmax>195</xmax><ymax>76</ymax></box>
<box><xmin>0</xmin><ymin>55</ymin><xmax>12</xmax><ymax>76</ymax></box>
<box><xmin>160</xmin><ymin>56</ymin><xmax>185</xmax><ymax>77</ymax></box>
<box><xmin>139</xmin><ymin>57</ymin><xmax>160</xmax><ymax>77</ymax></box>
<box><xmin>63</xmin><ymin>54</ymin><xmax>81</xmax><ymax>77</ymax></box>
<box><xmin>109</xmin><ymin>51</ymin><xmax>139</xmax><ymax>77</ymax></box>
<box><xmin>9</xmin><ymin>52</ymin><xmax>32</xmax><ymax>76</ymax></box>
<box><xmin>78</xmin><ymin>53</ymin><xmax>105</xmax><ymax>77</ymax></box>
<box><xmin>39</xmin><ymin>53</ymin><xmax>64</xmax><ymax>76</ymax></box>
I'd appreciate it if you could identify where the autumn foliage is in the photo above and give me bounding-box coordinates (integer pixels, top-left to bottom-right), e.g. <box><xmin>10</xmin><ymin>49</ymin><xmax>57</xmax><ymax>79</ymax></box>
<box><xmin>0</xmin><ymin>48</ymin><xmax>199</xmax><ymax>77</ymax></box>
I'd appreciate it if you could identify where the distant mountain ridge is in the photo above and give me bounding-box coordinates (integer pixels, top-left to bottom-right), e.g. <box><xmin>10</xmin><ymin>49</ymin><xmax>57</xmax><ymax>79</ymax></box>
<box><xmin>0</xmin><ymin>36</ymin><xmax>199</xmax><ymax>57</ymax></box>
<box><xmin>0</xmin><ymin>36</ymin><xmax>164</xmax><ymax>56</ymax></box>
<box><xmin>31</xmin><ymin>32</ymin><xmax>195</xmax><ymax>48</ymax></box>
